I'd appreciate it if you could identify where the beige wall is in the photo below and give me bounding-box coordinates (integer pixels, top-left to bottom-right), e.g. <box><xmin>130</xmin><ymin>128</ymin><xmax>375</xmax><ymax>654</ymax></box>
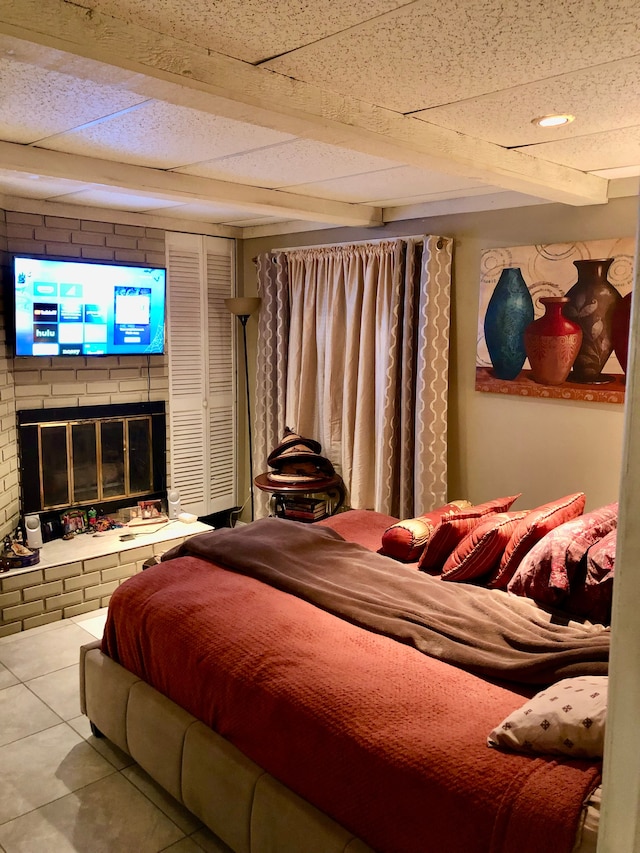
<box><xmin>242</xmin><ymin>196</ymin><xmax>638</xmax><ymax>514</ymax></box>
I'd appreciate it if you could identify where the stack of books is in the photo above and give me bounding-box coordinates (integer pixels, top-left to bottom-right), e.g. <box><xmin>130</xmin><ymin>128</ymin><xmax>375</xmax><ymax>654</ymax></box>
<box><xmin>277</xmin><ymin>495</ymin><xmax>328</xmax><ymax>522</ymax></box>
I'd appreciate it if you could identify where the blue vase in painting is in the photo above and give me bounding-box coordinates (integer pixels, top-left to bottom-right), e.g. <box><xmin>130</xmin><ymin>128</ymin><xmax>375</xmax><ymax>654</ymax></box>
<box><xmin>484</xmin><ymin>267</ymin><xmax>534</xmax><ymax>380</ymax></box>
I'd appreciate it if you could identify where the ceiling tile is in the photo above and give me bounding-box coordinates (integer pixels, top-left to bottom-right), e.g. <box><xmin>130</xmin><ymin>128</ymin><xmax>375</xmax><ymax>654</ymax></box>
<box><xmin>49</xmin><ymin>187</ymin><xmax>184</xmax><ymax>211</ymax></box>
<box><xmin>0</xmin><ymin>55</ymin><xmax>147</xmax><ymax>144</ymax></box>
<box><xmin>265</xmin><ymin>0</ymin><xmax>640</xmax><ymax>113</ymax></box>
<box><xmin>517</xmin><ymin>126</ymin><xmax>640</xmax><ymax>171</ymax></box>
<box><xmin>86</xmin><ymin>0</ymin><xmax>407</xmax><ymax>63</ymax></box>
<box><xmin>0</xmin><ymin>171</ymin><xmax>89</xmax><ymax>199</ymax></box>
<box><xmin>287</xmin><ymin>166</ymin><xmax>487</xmax><ymax>203</ymax></box>
<box><xmin>414</xmin><ymin>56</ymin><xmax>640</xmax><ymax>147</ymax></box>
<box><xmin>175</xmin><ymin>138</ymin><xmax>402</xmax><ymax>186</ymax></box>
<box><xmin>40</xmin><ymin>101</ymin><xmax>296</xmax><ymax>169</ymax></box>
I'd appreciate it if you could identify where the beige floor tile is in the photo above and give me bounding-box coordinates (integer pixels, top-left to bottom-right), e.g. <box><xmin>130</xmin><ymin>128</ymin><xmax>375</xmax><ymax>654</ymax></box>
<box><xmin>0</xmin><ymin>622</ymin><xmax>95</xmax><ymax>681</ymax></box>
<box><xmin>122</xmin><ymin>764</ymin><xmax>202</xmax><ymax>835</ymax></box>
<box><xmin>165</xmin><ymin>838</ymin><xmax>207</xmax><ymax>853</ymax></box>
<box><xmin>0</xmin><ymin>722</ymin><xmax>115</xmax><ymax>824</ymax></box>
<box><xmin>67</xmin><ymin>715</ymin><xmax>134</xmax><ymax>771</ymax></box>
<box><xmin>73</xmin><ymin>612</ymin><xmax>107</xmax><ymax>639</ymax></box>
<box><xmin>26</xmin><ymin>664</ymin><xmax>82</xmax><ymax>720</ymax></box>
<box><xmin>0</xmin><ymin>661</ymin><xmax>19</xmax><ymax>689</ymax></box>
<box><xmin>0</xmin><ymin>618</ymin><xmax>67</xmax><ymax>647</ymax></box>
<box><xmin>189</xmin><ymin>827</ymin><xmax>234</xmax><ymax>853</ymax></box>
<box><xmin>0</xmin><ymin>684</ymin><xmax>60</xmax><ymax>747</ymax></box>
<box><xmin>0</xmin><ymin>772</ymin><xmax>185</xmax><ymax>853</ymax></box>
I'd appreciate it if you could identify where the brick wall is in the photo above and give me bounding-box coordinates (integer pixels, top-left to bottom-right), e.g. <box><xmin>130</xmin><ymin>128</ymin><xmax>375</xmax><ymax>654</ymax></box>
<box><xmin>0</xmin><ymin>209</ymin><xmax>18</xmax><ymax>537</ymax></box>
<box><xmin>0</xmin><ymin>209</ymin><xmax>170</xmax><ymax>534</ymax></box>
<box><xmin>0</xmin><ymin>534</ymin><xmax>187</xmax><ymax>637</ymax></box>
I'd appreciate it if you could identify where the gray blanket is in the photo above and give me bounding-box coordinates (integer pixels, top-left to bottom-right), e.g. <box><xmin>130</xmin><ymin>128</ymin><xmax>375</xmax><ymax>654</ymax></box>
<box><xmin>162</xmin><ymin>517</ymin><xmax>609</xmax><ymax>685</ymax></box>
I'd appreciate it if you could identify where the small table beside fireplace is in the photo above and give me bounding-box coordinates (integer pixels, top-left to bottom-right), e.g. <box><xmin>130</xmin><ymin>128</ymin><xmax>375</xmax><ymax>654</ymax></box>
<box><xmin>254</xmin><ymin>473</ymin><xmax>346</xmax><ymax>521</ymax></box>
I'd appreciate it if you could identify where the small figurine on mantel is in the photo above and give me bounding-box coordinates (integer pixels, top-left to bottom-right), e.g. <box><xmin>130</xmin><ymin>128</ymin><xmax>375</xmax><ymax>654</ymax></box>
<box><xmin>0</xmin><ymin>527</ymin><xmax>40</xmax><ymax>572</ymax></box>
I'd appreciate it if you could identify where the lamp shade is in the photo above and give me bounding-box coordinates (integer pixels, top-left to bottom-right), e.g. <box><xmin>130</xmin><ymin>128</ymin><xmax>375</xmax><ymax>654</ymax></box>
<box><xmin>225</xmin><ymin>297</ymin><xmax>261</xmax><ymax>317</ymax></box>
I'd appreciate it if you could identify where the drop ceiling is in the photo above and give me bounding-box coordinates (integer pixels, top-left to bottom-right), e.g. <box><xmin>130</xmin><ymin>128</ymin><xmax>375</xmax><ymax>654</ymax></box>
<box><xmin>0</xmin><ymin>0</ymin><xmax>639</xmax><ymax>238</ymax></box>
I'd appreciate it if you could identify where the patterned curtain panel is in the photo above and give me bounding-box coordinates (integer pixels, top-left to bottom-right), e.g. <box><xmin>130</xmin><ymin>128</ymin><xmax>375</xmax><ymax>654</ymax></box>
<box><xmin>253</xmin><ymin>236</ymin><xmax>452</xmax><ymax>519</ymax></box>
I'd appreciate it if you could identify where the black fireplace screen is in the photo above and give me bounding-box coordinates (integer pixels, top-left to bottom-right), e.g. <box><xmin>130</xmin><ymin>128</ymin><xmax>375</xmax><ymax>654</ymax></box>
<box><xmin>18</xmin><ymin>402</ymin><xmax>166</xmax><ymax>515</ymax></box>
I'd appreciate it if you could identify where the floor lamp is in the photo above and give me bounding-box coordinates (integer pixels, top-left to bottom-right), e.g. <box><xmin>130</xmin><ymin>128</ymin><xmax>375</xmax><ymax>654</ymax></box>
<box><xmin>225</xmin><ymin>297</ymin><xmax>261</xmax><ymax>520</ymax></box>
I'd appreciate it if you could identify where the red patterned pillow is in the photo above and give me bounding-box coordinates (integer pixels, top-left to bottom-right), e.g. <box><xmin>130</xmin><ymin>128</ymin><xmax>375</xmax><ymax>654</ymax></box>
<box><xmin>567</xmin><ymin>529</ymin><xmax>617</xmax><ymax>625</ymax></box>
<box><xmin>489</xmin><ymin>493</ymin><xmax>586</xmax><ymax>590</ymax></box>
<box><xmin>507</xmin><ymin>503</ymin><xmax>618</xmax><ymax>606</ymax></box>
<box><xmin>442</xmin><ymin>512</ymin><xmax>527</xmax><ymax>582</ymax></box>
<box><xmin>418</xmin><ymin>495</ymin><xmax>521</xmax><ymax>574</ymax></box>
<box><xmin>380</xmin><ymin>500</ymin><xmax>471</xmax><ymax>562</ymax></box>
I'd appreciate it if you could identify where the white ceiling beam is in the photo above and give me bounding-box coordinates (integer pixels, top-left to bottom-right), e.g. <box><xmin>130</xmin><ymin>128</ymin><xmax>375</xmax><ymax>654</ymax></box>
<box><xmin>0</xmin><ymin>142</ymin><xmax>382</xmax><ymax>228</ymax></box>
<box><xmin>0</xmin><ymin>0</ymin><xmax>609</xmax><ymax>207</ymax></box>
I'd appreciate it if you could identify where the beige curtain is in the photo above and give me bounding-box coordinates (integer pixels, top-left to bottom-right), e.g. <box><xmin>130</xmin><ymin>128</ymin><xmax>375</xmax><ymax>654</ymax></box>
<box><xmin>254</xmin><ymin>236</ymin><xmax>452</xmax><ymax>519</ymax></box>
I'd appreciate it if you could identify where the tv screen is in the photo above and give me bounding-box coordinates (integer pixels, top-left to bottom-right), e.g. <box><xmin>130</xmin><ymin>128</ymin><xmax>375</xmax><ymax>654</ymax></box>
<box><xmin>13</xmin><ymin>256</ymin><xmax>166</xmax><ymax>357</ymax></box>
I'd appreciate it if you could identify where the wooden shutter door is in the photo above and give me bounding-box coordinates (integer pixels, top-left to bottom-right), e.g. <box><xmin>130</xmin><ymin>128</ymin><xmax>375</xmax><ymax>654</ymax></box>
<box><xmin>166</xmin><ymin>232</ymin><xmax>236</xmax><ymax>517</ymax></box>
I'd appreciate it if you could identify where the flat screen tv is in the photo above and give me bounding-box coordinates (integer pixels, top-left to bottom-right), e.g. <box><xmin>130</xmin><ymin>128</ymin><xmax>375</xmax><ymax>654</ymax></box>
<box><xmin>12</xmin><ymin>256</ymin><xmax>166</xmax><ymax>357</ymax></box>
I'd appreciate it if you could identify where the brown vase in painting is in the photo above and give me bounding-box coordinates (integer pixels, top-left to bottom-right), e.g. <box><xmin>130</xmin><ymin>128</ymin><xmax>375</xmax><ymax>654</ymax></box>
<box><xmin>564</xmin><ymin>258</ymin><xmax>621</xmax><ymax>382</ymax></box>
<box><xmin>524</xmin><ymin>297</ymin><xmax>582</xmax><ymax>385</ymax></box>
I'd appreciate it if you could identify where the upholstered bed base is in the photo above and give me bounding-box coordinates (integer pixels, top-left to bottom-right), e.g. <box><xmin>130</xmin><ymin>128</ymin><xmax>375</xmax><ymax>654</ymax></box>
<box><xmin>79</xmin><ymin>641</ymin><xmax>374</xmax><ymax>853</ymax></box>
<box><xmin>79</xmin><ymin>640</ymin><xmax>600</xmax><ymax>853</ymax></box>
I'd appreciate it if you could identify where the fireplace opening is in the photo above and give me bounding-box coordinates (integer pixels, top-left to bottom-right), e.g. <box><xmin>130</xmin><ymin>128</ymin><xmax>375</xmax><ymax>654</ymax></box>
<box><xmin>18</xmin><ymin>402</ymin><xmax>166</xmax><ymax>539</ymax></box>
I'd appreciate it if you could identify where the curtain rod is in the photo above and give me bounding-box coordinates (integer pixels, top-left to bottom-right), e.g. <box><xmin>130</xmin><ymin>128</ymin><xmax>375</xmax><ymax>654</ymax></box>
<box><xmin>274</xmin><ymin>234</ymin><xmax>428</xmax><ymax>253</ymax></box>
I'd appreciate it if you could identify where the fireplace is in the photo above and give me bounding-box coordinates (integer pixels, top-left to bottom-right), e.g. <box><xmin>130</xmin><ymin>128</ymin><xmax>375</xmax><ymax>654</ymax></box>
<box><xmin>18</xmin><ymin>402</ymin><xmax>166</xmax><ymax>538</ymax></box>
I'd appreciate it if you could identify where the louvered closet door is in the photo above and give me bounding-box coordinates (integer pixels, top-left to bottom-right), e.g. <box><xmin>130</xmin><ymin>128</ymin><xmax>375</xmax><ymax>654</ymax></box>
<box><xmin>166</xmin><ymin>232</ymin><xmax>236</xmax><ymax>517</ymax></box>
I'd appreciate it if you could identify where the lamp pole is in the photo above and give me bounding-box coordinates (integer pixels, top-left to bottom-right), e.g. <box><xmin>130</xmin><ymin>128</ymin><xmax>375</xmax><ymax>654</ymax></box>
<box><xmin>225</xmin><ymin>297</ymin><xmax>261</xmax><ymax>521</ymax></box>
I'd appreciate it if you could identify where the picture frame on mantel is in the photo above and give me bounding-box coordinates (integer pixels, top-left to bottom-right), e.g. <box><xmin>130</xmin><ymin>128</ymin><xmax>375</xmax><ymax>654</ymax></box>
<box><xmin>476</xmin><ymin>238</ymin><xmax>636</xmax><ymax>404</ymax></box>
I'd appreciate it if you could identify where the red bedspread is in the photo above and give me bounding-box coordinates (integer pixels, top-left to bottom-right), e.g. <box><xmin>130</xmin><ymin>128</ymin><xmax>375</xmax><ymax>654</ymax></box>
<box><xmin>102</xmin><ymin>540</ymin><xmax>601</xmax><ymax>853</ymax></box>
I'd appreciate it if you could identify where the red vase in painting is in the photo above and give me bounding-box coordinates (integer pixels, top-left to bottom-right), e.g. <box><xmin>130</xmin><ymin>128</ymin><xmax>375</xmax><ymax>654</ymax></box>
<box><xmin>524</xmin><ymin>297</ymin><xmax>583</xmax><ymax>386</ymax></box>
<box><xmin>611</xmin><ymin>292</ymin><xmax>632</xmax><ymax>374</ymax></box>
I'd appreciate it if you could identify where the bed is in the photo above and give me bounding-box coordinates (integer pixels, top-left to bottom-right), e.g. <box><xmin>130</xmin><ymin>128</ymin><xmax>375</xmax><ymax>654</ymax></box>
<box><xmin>79</xmin><ymin>503</ymin><xmax>612</xmax><ymax>853</ymax></box>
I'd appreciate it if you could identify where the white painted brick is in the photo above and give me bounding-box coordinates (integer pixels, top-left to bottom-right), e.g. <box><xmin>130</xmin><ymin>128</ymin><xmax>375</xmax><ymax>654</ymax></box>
<box><xmin>0</xmin><ymin>622</ymin><xmax>21</xmax><ymax>638</ymax></box>
<box><xmin>80</xmin><ymin>247</ymin><xmax>114</xmax><ymax>261</ymax></box>
<box><xmin>63</xmin><ymin>601</ymin><xmax>99</xmax><ymax>618</ymax></box>
<box><xmin>84</xmin><ymin>580</ymin><xmax>119</xmax><ymax>601</ymax></box>
<box><xmin>101</xmin><ymin>563</ymin><xmax>136</xmax><ymax>582</ymax></box>
<box><xmin>64</xmin><ymin>571</ymin><xmax>101</xmax><ymax>591</ymax></box>
<box><xmin>35</xmin><ymin>227</ymin><xmax>72</xmax><ymax>242</ymax></box>
<box><xmin>23</xmin><ymin>579</ymin><xmax>64</xmax><ymax>602</ymax></box>
<box><xmin>114</xmin><ymin>249</ymin><xmax>146</xmax><ymax>263</ymax></box>
<box><xmin>52</xmin><ymin>383</ymin><xmax>86</xmax><ymax>396</ymax></box>
<box><xmin>76</xmin><ymin>369</ymin><xmax>110</xmax><ymax>381</ymax></box>
<box><xmin>45</xmin><ymin>216</ymin><xmax>80</xmax><ymax>229</ymax></box>
<box><xmin>44</xmin><ymin>562</ymin><xmax>83</xmax><ymax>581</ymax></box>
<box><xmin>119</xmin><ymin>544</ymin><xmax>153</xmax><ymax>562</ymax></box>
<box><xmin>23</xmin><ymin>611</ymin><xmax>62</xmax><ymax>630</ymax></box>
<box><xmin>6</xmin><ymin>212</ymin><xmax>43</xmax><ymax>225</ymax></box>
<box><xmin>71</xmin><ymin>231</ymin><xmax>105</xmax><ymax>246</ymax></box>
<box><xmin>42</xmin><ymin>370</ymin><xmax>76</xmax><ymax>382</ymax></box>
<box><xmin>44</xmin><ymin>397</ymin><xmax>80</xmax><ymax>408</ymax></box>
<box><xmin>1</xmin><ymin>569</ymin><xmax>44</xmax><ymax>591</ymax></box>
<box><xmin>119</xmin><ymin>379</ymin><xmax>148</xmax><ymax>392</ymax></box>
<box><xmin>80</xmin><ymin>220</ymin><xmax>113</xmax><ymax>233</ymax></box>
<box><xmin>85</xmin><ymin>553</ymin><xmax>119</xmax><ymax>572</ymax></box>
<box><xmin>15</xmin><ymin>384</ymin><xmax>51</xmax><ymax>398</ymax></box>
<box><xmin>115</xmin><ymin>224</ymin><xmax>145</xmax><ymax>236</ymax></box>
<box><xmin>46</xmin><ymin>243</ymin><xmax>81</xmax><ymax>257</ymax></box>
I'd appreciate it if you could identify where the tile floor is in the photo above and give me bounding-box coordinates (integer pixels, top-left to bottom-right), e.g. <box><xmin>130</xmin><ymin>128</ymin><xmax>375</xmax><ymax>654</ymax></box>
<box><xmin>0</xmin><ymin>610</ymin><xmax>232</xmax><ymax>853</ymax></box>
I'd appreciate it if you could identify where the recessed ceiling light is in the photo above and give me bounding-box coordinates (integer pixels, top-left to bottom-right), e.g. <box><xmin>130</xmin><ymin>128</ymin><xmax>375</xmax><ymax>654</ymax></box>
<box><xmin>532</xmin><ymin>114</ymin><xmax>575</xmax><ymax>128</ymax></box>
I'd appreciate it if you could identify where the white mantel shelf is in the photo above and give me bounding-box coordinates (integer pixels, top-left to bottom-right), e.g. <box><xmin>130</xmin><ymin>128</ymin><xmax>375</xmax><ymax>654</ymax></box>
<box><xmin>25</xmin><ymin>519</ymin><xmax>212</xmax><ymax>574</ymax></box>
<box><xmin>0</xmin><ymin>519</ymin><xmax>213</xmax><ymax>636</ymax></box>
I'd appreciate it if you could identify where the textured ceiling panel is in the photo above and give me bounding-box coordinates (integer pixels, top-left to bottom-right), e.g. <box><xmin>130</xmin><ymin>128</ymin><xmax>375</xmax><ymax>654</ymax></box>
<box><xmin>86</xmin><ymin>0</ymin><xmax>407</xmax><ymax>64</ymax></box>
<box><xmin>289</xmin><ymin>166</ymin><xmax>487</xmax><ymax>203</ymax></box>
<box><xmin>0</xmin><ymin>56</ymin><xmax>147</xmax><ymax>144</ymax></box>
<box><xmin>40</xmin><ymin>100</ymin><xmax>296</xmax><ymax>169</ymax></box>
<box><xmin>414</xmin><ymin>57</ymin><xmax>640</xmax><ymax>147</ymax></box>
<box><xmin>518</xmin><ymin>126</ymin><xmax>640</xmax><ymax>171</ymax></box>
<box><xmin>265</xmin><ymin>0</ymin><xmax>640</xmax><ymax>113</ymax></box>
<box><xmin>148</xmin><ymin>200</ymin><xmax>281</xmax><ymax>223</ymax></box>
<box><xmin>49</xmin><ymin>187</ymin><xmax>186</xmax><ymax>211</ymax></box>
<box><xmin>0</xmin><ymin>170</ymin><xmax>89</xmax><ymax>199</ymax></box>
<box><xmin>175</xmin><ymin>139</ymin><xmax>402</xmax><ymax>187</ymax></box>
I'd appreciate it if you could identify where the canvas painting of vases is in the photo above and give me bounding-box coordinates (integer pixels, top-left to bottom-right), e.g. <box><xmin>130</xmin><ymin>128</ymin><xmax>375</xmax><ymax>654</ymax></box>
<box><xmin>476</xmin><ymin>239</ymin><xmax>636</xmax><ymax>403</ymax></box>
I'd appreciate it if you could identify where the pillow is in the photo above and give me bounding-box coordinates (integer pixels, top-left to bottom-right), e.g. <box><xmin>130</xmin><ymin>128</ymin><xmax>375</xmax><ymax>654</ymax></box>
<box><xmin>567</xmin><ymin>529</ymin><xmax>617</xmax><ymax>625</ymax></box>
<box><xmin>380</xmin><ymin>500</ymin><xmax>472</xmax><ymax>562</ymax></box>
<box><xmin>506</xmin><ymin>503</ymin><xmax>618</xmax><ymax>606</ymax></box>
<box><xmin>318</xmin><ymin>509</ymin><xmax>401</xmax><ymax>554</ymax></box>
<box><xmin>488</xmin><ymin>675</ymin><xmax>607</xmax><ymax>758</ymax></box>
<box><xmin>418</xmin><ymin>495</ymin><xmax>521</xmax><ymax>574</ymax></box>
<box><xmin>489</xmin><ymin>493</ymin><xmax>586</xmax><ymax>590</ymax></box>
<box><xmin>441</xmin><ymin>512</ymin><xmax>527</xmax><ymax>582</ymax></box>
